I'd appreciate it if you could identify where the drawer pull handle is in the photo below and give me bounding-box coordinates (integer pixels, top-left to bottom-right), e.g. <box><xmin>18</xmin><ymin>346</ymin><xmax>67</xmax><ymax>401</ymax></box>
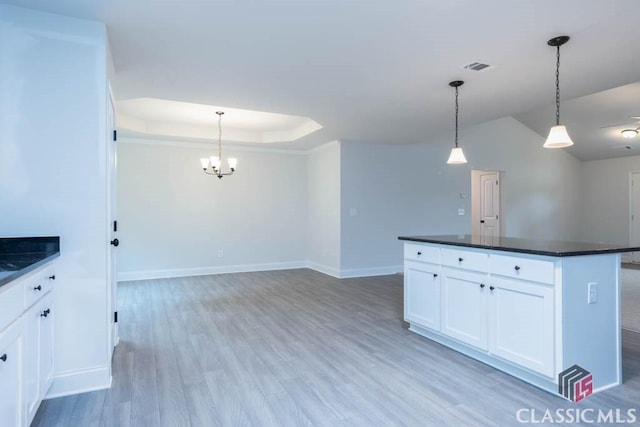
<box><xmin>34</xmin><ymin>285</ymin><xmax>42</xmax><ymax>291</ymax></box>
<box><xmin>49</xmin><ymin>275</ymin><xmax>56</xmax><ymax>280</ymax></box>
<box><xmin>480</xmin><ymin>283</ymin><xmax>485</xmax><ymax>288</ymax></box>
<box><xmin>417</xmin><ymin>252</ymin><xmax>422</xmax><ymax>256</ymax></box>
<box><xmin>458</xmin><ymin>257</ymin><xmax>464</xmax><ymax>262</ymax></box>
<box><xmin>41</xmin><ymin>309</ymin><xmax>51</xmax><ymax>318</ymax></box>
<box><xmin>433</xmin><ymin>273</ymin><xmax>438</xmax><ymax>278</ymax></box>
<box><xmin>0</xmin><ymin>354</ymin><xmax>6</xmax><ymax>362</ymax></box>
<box><xmin>514</xmin><ymin>266</ymin><xmax>521</xmax><ymax>271</ymax></box>
<box><xmin>489</xmin><ymin>286</ymin><xmax>495</xmax><ymax>291</ymax></box>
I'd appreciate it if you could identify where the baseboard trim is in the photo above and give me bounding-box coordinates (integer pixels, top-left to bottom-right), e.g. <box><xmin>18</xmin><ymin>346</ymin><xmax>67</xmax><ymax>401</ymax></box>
<box><xmin>338</xmin><ymin>265</ymin><xmax>403</xmax><ymax>278</ymax></box>
<box><xmin>118</xmin><ymin>261</ymin><xmax>308</xmax><ymax>281</ymax></box>
<box><xmin>305</xmin><ymin>262</ymin><xmax>341</xmax><ymax>278</ymax></box>
<box><xmin>45</xmin><ymin>365</ymin><xmax>111</xmax><ymax>399</ymax></box>
<box><xmin>119</xmin><ymin>261</ymin><xmax>403</xmax><ymax>281</ymax></box>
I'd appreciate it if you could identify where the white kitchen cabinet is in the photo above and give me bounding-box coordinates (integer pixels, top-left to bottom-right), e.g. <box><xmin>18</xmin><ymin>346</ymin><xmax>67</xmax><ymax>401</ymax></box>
<box><xmin>0</xmin><ymin>318</ymin><xmax>25</xmax><ymax>427</ymax></box>
<box><xmin>400</xmin><ymin>235</ymin><xmax>629</xmax><ymax>397</ymax></box>
<box><xmin>440</xmin><ymin>269</ymin><xmax>487</xmax><ymax>351</ymax></box>
<box><xmin>488</xmin><ymin>277</ymin><xmax>554</xmax><ymax>377</ymax></box>
<box><xmin>0</xmin><ymin>260</ymin><xmax>56</xmax><ymax>427</ymax></box>
<box><xmin>404</xmin><ymin>261</ymin><xmax>441</xmax><ymax>331</ymax></box>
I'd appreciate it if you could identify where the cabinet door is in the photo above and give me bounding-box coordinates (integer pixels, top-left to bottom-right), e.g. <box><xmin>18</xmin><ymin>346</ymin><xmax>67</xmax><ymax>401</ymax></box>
<box><xmin>24</xmin><ymin>303</ymin><xmax>40</xmax><ymax>424</ymax></box>
<box><xmin>0</xmin><ymin>319</ymin><xmax>24</xmax><ymax>427</ymax></box>
<box><xmin>39</xmin><ymin>293</ymin><xmax>55</xmax><ymax>397</ymax></box>
<box><xmin>488</xmin><ymin>277</ymin><xmax>554</xmax><ymax>377</ymax></box>
<box><xmin>441</xmin><ymin>269</ymin><xmax>487</xmax><ymax>351</ymax></box>
<box><xmin>404</xmin><ymin>261</ymin><xmax>440</xmax><ymax>331</ymax></box>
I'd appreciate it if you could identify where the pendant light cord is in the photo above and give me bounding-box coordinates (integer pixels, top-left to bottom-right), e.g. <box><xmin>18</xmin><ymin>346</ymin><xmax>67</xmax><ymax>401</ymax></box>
<box><xmin>555</xmin><ymin>44</ymin><xmax>561</xmax><ymax>126</ymax></box>
<box><xmin>217</xmin><ymin>112</ymin><xmax>223</xmax><ymax>161</ymax></box>
<box><xmin>454</xmin><ymin>85</ymin><xmax>459</xmax><ymax>148</ymax></box>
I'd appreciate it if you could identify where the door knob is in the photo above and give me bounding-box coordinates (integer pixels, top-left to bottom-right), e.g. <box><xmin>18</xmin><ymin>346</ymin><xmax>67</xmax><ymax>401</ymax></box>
<box><xmin>480</xmin><ymin>220</ymin><xmax>485</xmax><ymax>223</ymax></box>
<box><xmin>110</xmin><ymin>238</ymin><xmax>119</xmax><ymax>247</ymax></box>
<box><xmin>0</xmin><ymin>354</ymin><xmax>6</xmax><ymax>362</ymax></box>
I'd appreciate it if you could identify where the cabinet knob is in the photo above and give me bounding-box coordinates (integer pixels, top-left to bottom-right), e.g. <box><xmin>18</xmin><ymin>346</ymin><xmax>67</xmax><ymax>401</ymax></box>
<box><xmin>0</xmin><ymin>354</ymin><xmax>6</xmax><ymax>362</ymax></box>
<box><xmin>41</xmin><ymin>309</ymin><xmax>51</xmax><ymax>318</ymax></box>
<box><xmin>458</xmin><ymin>257</ymin><xmax>464</xmax><ymax>262</ymax></box>
<box><xmin>514</xmin><ymin>266</ymin><xmax>521</xmax><ymax>271</ymax></box>
<box><xmin>480</xmin><ymin>283</ymin><xmax>485</xmax><ymax>288</ymax></box>
<box><xmin>489</xmin><ymin>286</ymin><xmax>495</xmax><ymax>291</ymax></box>
<box><xmin>111</xmin><ymin>238</ymin><xmax>120</xmax><ymax>247</ymax></box>
<box><xmin>49</xmin><ymin>275</ymin><xmax>56</xmax><ymax>280</ymax></box>
<box><xmin>34</xmin><ymin>285</ymin><xmax>42</xmax><ymax>291</ymax></box>
<box><xmin>417</xmin><ymin>251</ymin><xmax>422</xmax><ymax>256</ymax></box>
<box><xmin>433</xmin><ymin>273</ymin><xmax>438</xmax><ymax>278</ymax></box>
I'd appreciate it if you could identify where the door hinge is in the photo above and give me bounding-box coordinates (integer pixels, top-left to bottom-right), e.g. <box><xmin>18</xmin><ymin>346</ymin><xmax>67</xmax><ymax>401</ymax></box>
<box><xmin>113</xmin><ymin>130</ymin><xmax>117</xmax><ymax>142</ymax></box>
<box><xmin>496</xmin><ymin>180</ymin><xmax>499</xmax><ymax>185</ymax></box>
<box><xmin>113</xmin><ymin>220</ymin><xmax>118</xmax><ymax>232</ymax></box>
<box><xmin>496</xmin><ymin>214</ymin><xmax>499</xmax><ymax>219</ymax></box>
<box><xmin>114</xmin><ymin>311</ymin><xmax>118</xmax><ymax>323</ymax></box>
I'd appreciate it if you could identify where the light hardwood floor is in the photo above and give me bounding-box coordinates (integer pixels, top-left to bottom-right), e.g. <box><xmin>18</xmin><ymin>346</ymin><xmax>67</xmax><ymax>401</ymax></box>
<box><xmin>32</xmin><ymin>269</ymin><xmax>640</xmax><ymax>426</ymax></box>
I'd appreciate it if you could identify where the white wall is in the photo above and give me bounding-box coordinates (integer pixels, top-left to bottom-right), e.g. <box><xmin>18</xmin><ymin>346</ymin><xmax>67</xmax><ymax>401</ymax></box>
<box><xmin>306</xmin><ymin>141</ymin><xmax>341</xmax><ymax>276</ymax></box>
<box><xmin>0</xmin><ymin>6</ymin><xmax>111</xmax><ymax>396</ymax></box>
<box><xmin>338</xmin><ymin>117</ymin><xmax>584</xmax><ymax>274</ymax></box>
<box><xmin>117</xmin><ymin>140</ymin><xmax>308</xmax><ymax>280</ymax></box>
<box><xmin>581</xmin><ymin>155</ymin><xmax>640</xmax><ymax>244</ymax></box>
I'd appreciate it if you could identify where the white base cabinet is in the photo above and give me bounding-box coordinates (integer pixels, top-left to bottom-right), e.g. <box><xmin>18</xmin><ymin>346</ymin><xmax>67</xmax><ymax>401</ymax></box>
<box><xmin>403</xmin><ymin>241</ymin><xmax>622</xmax><ymax>397</ymax></box>
<box><xmin>0</xmin><ymin>262</ymin><xmax>56</xmax><ymax>427</ymax></box>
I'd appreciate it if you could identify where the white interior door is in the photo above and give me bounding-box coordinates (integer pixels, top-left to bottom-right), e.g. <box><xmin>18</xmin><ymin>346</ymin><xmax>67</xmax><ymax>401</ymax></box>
<box><xmin>472</xmin><ymin>170</ymin><xmax>502</xmax><ymax>240</ymax></box>
<box><xmin>630</xmin><ymin>172</ymin><xmax>640</xmax><ymax>263</ymax></box>
<box><xmin>107</xmin><ymin>86</ymin><xmax>119</xmax><ymax>349</ymax></box>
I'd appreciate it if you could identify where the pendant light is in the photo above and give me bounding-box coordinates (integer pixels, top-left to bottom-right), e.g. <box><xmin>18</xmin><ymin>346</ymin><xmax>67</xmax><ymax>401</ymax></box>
<box><xmin>200</xmin><ymin>111</ymin><xmax>237</xmax><ymax>179</ymax></box>
<box><xmin>447</xmin><ymin>80</ymin><xmax>467</xmax><ymax>164</ymax></box>
<box><xmin>543</xmin><ymin>35</ymin><xmax>573</xmax><ymax>148</ymax></box>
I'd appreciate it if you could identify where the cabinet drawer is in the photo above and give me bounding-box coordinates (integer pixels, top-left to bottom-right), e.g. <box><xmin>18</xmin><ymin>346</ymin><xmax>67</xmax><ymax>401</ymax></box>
<box><xmin>24</xmin><ymin>265</ymin><xmax>55</xmax><ymax>309</ymax></box>
<box><xmin>441</xmin><ymin>248</ymin><xmax>488</xmax><ymax>272</ymax></box>
<box><xmin>0</xmin><ymin>281</ymin><xmax>25</xmax><ymax>332</ymax></box>
<box><xmin>490</xmin><ymin>254</ymin><xmax>555</xmax><ymax>284</ymax></box>
<box><xmin>404</xmin><ymin>243</ymin><xmax>439</xmax><ymax>264</ymax></box>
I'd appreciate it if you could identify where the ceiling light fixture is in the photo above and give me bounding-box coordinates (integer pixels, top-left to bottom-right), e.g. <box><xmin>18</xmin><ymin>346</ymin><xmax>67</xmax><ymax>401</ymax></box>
<box><xmin>543</xmin><ymin>35</ymin><xmax>573</xmax><ymax>148</ymax></box>
<box><xmin>200</xmin><ymin>111</ymin><xmax>237</xmax><ymax>179</ymax></box>
<box><xmin>621</xmin><ymin>129</ymin><xmax>638</xmax><ymax>139</ymax></box>
<box><xmin>447</xmin><ymin>80</ymin><xmax>468</xmax><ymax>165</ymax></box>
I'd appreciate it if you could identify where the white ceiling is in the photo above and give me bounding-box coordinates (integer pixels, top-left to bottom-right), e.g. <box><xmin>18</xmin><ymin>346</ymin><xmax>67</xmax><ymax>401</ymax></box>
<box><xmin>7</xmin><ymin>0</ymin><xmax>640</xmax><ymax>158</ymax></box>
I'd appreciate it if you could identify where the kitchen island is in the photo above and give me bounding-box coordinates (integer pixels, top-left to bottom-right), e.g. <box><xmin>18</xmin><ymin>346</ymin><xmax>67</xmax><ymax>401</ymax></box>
<box><xmin>398</xmin><ymin>234</ymin><xmax>640</xmax><ymax>399</ymax></box>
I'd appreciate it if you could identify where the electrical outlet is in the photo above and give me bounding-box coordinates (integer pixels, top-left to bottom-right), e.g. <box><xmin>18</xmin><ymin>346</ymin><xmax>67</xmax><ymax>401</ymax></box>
<box><xmin>588</xmin><ymin>282</ymin><xmax>597</xmax><ymax>304</ymax></box>
<box><xmin>458</xmin><ymin>208</ymin><xmax>465</xmax><ymax>216</ymax></box>
<box><xmin>217</xmin><ymin>250</ymin><xmax>224</xmax><ymax>258</ymax></box>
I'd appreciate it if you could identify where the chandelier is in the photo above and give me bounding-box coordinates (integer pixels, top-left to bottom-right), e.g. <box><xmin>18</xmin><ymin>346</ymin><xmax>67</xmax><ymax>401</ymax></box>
<box><xmin>200</xmin><ymin>111</ymin><xmax>237</xmax><ymax>179</ymax></box>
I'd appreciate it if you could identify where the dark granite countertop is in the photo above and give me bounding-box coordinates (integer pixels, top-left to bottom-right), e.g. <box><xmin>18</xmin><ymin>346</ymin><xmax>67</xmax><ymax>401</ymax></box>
<box><xmin>398</xmin><ymin>234</ymin><xmax>640</xmax><ymax>257</ymax></box>
<box><xmin>0</xmin><ymin>237</ymin><xmax>60</xmax><ymax>288</ymax></box>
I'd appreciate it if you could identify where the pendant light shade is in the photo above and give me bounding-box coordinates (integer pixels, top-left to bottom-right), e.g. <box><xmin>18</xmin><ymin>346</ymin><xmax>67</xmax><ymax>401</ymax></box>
<box><xmin>447</xmin><ymin>80</ymin><xmax>467</xmax><ymax>165</ymax></box>
<box><xmin>543</xmin><ymin>125</ymin><xmax>573</xmax><ymax>148</ymax></box>
<box><xmin>544</xmin><ymin>35</ymin><xmax>573</xmax><ymax>149</ymax></box>
<box><xmin>447</xmin><ymin>147</ymin><xmax>467</xmax><ymax>164</ymax></box>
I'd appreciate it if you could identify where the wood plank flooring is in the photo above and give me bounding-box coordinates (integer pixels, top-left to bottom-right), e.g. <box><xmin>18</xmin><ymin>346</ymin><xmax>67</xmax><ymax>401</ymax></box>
<box><xmin>32</xmin><ymin>269</ymin><xmax>640</xmax><ymax>426</ymax></box>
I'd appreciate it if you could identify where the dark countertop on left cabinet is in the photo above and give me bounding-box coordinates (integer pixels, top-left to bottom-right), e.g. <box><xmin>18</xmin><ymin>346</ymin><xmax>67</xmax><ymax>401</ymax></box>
<box><xmin>0</xmin><ymin>237</ymin><xmax>60</xmax><ymax>287</ymax></box>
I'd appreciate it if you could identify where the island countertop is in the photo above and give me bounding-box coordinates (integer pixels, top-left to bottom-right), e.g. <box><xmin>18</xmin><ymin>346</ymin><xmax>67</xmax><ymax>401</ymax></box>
<box><xmin>0</xmin><ymin>237</ymin><xmax>60</xmax><ymax>287</ymax></box>
<box><xmin>398</xmin><ymin>234</ymin><xmax>640</xmax><ymax>257</ymax></box>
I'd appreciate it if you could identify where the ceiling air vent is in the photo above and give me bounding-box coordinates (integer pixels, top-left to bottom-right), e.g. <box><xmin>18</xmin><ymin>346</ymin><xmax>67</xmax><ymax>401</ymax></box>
<box><xmin>462</xmin><ymin>61</ymin><xmax>493</xmax><ymax>72</ymax></box>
